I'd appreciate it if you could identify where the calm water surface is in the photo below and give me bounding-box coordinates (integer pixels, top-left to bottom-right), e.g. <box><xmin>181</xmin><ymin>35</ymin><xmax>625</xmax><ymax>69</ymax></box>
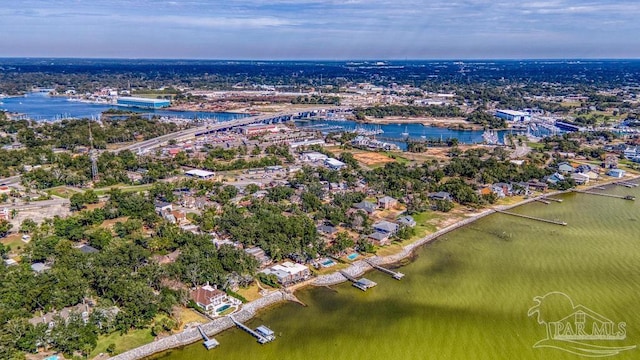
<box><xmin>154</xmin><ymin>184</ymin><xmax>640</xmax><ymax>360</ymax></box>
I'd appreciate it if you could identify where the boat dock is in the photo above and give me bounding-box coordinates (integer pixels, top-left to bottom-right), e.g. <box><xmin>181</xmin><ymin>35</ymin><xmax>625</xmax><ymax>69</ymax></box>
<box><xmin>544</xmin><ymin>197</ymin><xmax>563</xmax><ymax>203</ymax></box>
<box><xmin>496</xmin><ymin>210</ymin><xmax>567</xmax><ymax>226</ymax></box>
<box><xmin>229</xmin><ymin>316</ymin><xmax>275</xmax><ymax>344</ymax></box>
<box><xmin>576</xmin><ymin>190</ymin><xmax>635</xmax><ymax>201</ymax></box>
<box><xmin>616</xmin><ymin>181</ymin><xmax>639</xmax><ymax>188</ymax></box>
<box><xmin>339</xmin><ymin>270</ymin><xmax>378</xmax><ymax>291</ymax></box>
<box><xmin>535</xmin><ymin>198</ymin><xmax>551</xmax><ymax>205</ymax></box>
<box><xmin>197</xmin><ymin>325</ymin><xmax>219</xmax><ymax>350</ymax></box>
<box><xmin>365</xmin><ymin>259</ymin><xmax>405</xmax><ymax>280</ymax></box>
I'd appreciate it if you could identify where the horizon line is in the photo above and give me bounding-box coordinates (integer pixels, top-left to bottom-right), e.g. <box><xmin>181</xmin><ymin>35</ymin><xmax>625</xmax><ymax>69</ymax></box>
<box><xmin>1</xmin><ymin>56</ymin><xmax>640</xmax><ymax>62</ymax></box>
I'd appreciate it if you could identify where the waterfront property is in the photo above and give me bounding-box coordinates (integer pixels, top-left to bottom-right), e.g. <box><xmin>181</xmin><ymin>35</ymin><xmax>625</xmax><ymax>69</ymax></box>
<box><xmin>494</xmin><ymin>109</ymin><xmax>531</xmax><ymax>122</ymax></box>
<box><xmin>261</xmin><ymin>262</ymin><xmax>311</xmax><ymax>285</ymax></box>
<box><xmin>190</xmin><ymin>285</ymin><xmax>239</xmax><ymax>316</ymax></box>
<box><xmin>116</xmin><ymin>97</ymin><xmax>171</xmax><ymax>109</ymax></box>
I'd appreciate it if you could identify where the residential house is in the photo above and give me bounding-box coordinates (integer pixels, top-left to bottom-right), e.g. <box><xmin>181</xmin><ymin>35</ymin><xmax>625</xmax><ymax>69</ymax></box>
<box><xmin>368</xmin><ymin>231</ymin><xmax>392</xmax><ymax>246</ymax></box>
<box><xmin>397</xmin><ymin>215</ymin><xmax>416</xmax><ymax>228</ymax></box>
<box><xmin>607</xmin><ymin>169</ymin><xmax>626</xmax><ymax>178</ymax></box>
<box><xmin>31</xmin><ymin>262</ymin><xmax>50</xmax><ymax>273</ymax></box>
<box><xmin>244</xmin><ymin>247</ymin><xmax>271</xmax><ymax>267</ymax></box>
<box><xmin>154</xmin><ymin>200</ymin><xmax>173</xmax><ymax>214</ymax></box>
<box><xmin>261</xmin><ymin>262</ymin><xmax>311</xmax><ymax>285</ymax></box>
<box><xmin>558</xmin><ymin>162</ymin><xmax>575</xmax><ymax>174</ymax></box>
<box><xmin>352</xmin><ymin>201</ymin><xmax>377</xmax><ymax>214</ymax></box>
<box><xmin>317</xmin><ymin>224</ymin><xmax>338</xmax><ymax>238</ymax></box>
<box><xmin>570</xmin><ymin>172</ymin><xmax>590</xmax><ymax>185</ymax></box>
<box><xmin>378</xmin><ymin>196</ymin><xmax>398</xmax><ymax>209</ymax></box>
<box><xmin>190</xmin><ymin>284</ymin><xmax>229</xmax><ymax>312</ymax></box>
<box><xmin>372</xmin><ymin>220</ymin><xmax>399</xmax><ymax>234</ymax></box>
<box><xmin>77</xmin><ymin>244</ymin><xmax>99</xmax><ymax>254</ymax></box>
<box><xmin>428</xmin><ymin>192</ymin><xmax>452</xmax><ymax>202</ymax></box>
<box><xmin>602</xmin><ymin>154</ymin><xmax>619</xmax><ymax>169</ymax></box>
<box><xmin>545</xmin><ymin>172</ymin><xmax>565</xmax><ymax>185</ymax></box>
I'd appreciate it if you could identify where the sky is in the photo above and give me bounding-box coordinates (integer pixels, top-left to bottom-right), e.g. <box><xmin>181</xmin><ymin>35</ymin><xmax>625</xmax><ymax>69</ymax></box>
<box><xmin>1</xmin><ymin>0</ymin><xmax>640</xmax><ymax>59</ymax></box>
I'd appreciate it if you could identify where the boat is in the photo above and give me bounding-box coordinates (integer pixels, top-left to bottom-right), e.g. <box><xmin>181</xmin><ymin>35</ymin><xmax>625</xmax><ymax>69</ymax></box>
<box><xmin>482</xmin><ymin>130</ymin><xmax>499</xmax><ymax>145</ymax></box>
<box><xmin>401</xmin><ymin>126</ymin><xmax>409</xmax><ymax>137</ymax></box>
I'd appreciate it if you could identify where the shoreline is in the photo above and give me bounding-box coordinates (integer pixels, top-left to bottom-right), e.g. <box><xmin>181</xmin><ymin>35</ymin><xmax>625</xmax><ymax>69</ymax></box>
<box><xmin>109</xmin><ymin>176</ymin><xmax>638</xmax><ymax>360</ymax></box>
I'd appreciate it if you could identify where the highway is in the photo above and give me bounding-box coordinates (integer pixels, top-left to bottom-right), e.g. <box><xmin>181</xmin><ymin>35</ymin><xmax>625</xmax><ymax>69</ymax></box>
<box><xmin>111</xmin><ymin>106</ymin><xmax>348</xmax><ymax>153</ymax></box>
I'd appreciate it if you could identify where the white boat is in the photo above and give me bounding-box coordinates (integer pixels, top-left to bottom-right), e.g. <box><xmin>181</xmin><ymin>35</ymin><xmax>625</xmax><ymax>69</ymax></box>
<box><xmin>401</xmin><ymin>126</ymin><xmax>409</xmax><ymax>136</ymax></box>
<box><xmin>483</xmin><ymin>130</ymin><xmax>499</xmax><ymax>145</ymax></box>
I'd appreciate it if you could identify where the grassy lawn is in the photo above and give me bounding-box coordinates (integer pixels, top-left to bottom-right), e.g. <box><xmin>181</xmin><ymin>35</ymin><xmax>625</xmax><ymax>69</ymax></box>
<box><xmin>46</xmin><ymin>186</ymin><xmax>83</xmax><ymax>199</ymax></box>
<box><xmin>176</xmin><ymin>307</ymin><xmax>208</xmax><ymax>327</ymax></box>
<box><xmin>93</xmin><ymin>183</ymin><xmax>154</xmax><ymax>195</ymax></box>
<box><xmin>91</xmin><ymin>327</ymin><xmax>154</xmax><ymax>358</ymax></box>
<box><xmin>526</xmin><ymin>142</ymin><xmax>545</xmax><ymax>150</ymax></box>
<box><xmin>235</xmin><ymin>283</ymin><xmax>263</xmax><ymax>302</ymax></box>
<box><xmin>1</xmin><ymin>233</ymin><xmax>27</xmax><ymax>254</ymax></box>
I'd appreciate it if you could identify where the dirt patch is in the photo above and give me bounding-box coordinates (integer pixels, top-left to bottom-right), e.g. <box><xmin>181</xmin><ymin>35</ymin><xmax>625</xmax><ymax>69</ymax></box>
<box><xmin>353</xmin><ymin>152</ymin><xmax>395</xmax><ymax>166</ymax></box>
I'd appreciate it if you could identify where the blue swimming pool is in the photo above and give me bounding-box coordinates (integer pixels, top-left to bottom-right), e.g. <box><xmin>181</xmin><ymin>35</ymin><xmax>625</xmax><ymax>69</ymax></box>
<box><xmin>321</xmin><ymin>259</ymin><xmax>336</xmax><ymax>267</ymax></box>
<box><xmin>347</xmin><ymin>253</ymin><xmax>359</xmax><ymax>260</ymax></box>
<box><xmin>44</xmin><ymin>356</ymin><xmax>60</xmax><ymax>360</ymax></box>
<box><xmin>216</xmin><ymin>304</ymin><xmax>231</xmax><ymax>312</ymax></box>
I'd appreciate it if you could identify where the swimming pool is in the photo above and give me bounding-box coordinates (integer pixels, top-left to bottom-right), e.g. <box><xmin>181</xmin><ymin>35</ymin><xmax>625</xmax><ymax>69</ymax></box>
<box><xmin>321</xmin><ymin>259</ymin><xmax>336</xmax><ymax>267</ymax></box>
<box><xmin>216</xmin><ymin>304</ymin><xmax>231</xmax><ymax>312</ymax></box>
<box><xmin>347</xmin><ymin>253</ymin><xmax>359</xmax><ymax>260</ymax></box>
<box><xmin>44</xmin><ymin>356</ymin><xmax>59</xmax><ymax>360</ymax></box>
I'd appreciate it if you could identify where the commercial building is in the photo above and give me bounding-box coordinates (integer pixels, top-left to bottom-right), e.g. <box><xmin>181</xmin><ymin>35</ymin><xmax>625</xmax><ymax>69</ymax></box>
<box><xmin>116</xmin><ymin>97</ymin><xmax>171</xmax><ymax>109</ymax></box>
<box><xmin>237</xmin><ymin>124</ymin><xmax>278</xmax><ymax>135</ymax></box>
<box><xmin>495</xmin><ymin>110</ymin><xmax>531</xmax><ymax>122</ymax></box>
<box><xmin>185</xmin><ymin>169</ymin><xmax>216</xmax><ymax>179</ymax></box>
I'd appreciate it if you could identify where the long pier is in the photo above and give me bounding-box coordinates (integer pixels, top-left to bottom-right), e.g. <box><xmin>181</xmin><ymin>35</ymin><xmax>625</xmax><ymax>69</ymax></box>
<box><xmin>229</xmin><ymin>316</ymin><xmax>274</xmax><ymax>344</ymax></box>
<box><xmin>496</xmin><ymin>209</ymin><xmax>567</xmax><ymax>226</ymax></box>
<box><xmin>616</xmin><ymin>181</ymin><xmax>639</xmax><ymax>188</ymax></box>
<box><xmin>197</xmin><ymin>325</ymin><xmax>219</xmax><ymax>350</ymax></box>
<box><xmin>535</xmin><ymin>198</ymin><xmax>551</xmax><ymax>205</ymax></box>
<box><xmin>576</xmin><ymin>190</ymin><xmax>635</xmax><ymax>201</ymax></box>
<box><xmin>544</xmin><ymin>197</ymin><xmax>563</xmax><ymax>203</ymax></box>
<box><xmin>365</xmin><ymin>260</ymin><xmax>405</xmax><ymax>280</ymax></box>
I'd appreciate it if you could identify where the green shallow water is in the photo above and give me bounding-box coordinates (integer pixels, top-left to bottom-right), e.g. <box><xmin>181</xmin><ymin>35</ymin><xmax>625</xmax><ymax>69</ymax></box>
<box><xmin>153</xmin><ymin>186</ymin><xmax>640</xmax><ymax>360</ymax></box>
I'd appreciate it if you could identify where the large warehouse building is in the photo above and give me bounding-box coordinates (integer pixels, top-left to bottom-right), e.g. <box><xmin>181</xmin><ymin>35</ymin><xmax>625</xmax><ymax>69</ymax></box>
<box><xmin>495</xmin><ymin>109</ymin><xmax>531</xmax><ymax>122</ymax></box>
<box><xmin>116</xmin><ymin>97</ymin><xmax>171</xmax><ymax>109</ymax></box>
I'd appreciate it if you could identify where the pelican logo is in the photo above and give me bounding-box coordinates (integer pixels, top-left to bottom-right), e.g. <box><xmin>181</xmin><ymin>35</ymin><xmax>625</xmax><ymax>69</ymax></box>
<box><xmin>528</xmin><ymin>292</ymin><xmax>636</xmax><ymax>357</ymax></box>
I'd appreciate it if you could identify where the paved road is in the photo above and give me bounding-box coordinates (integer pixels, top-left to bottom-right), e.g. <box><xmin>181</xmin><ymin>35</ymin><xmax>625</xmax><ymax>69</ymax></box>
<box><xmin>111</xmin><ymin>106</ymin><xmax>347</xmax><ymax>153</ymax></box>
<box><xmin>4</xmin><ymin>198</ymin><xmax>69</xmax><ymax>210</ymax></box>
<box><xmin>0</xmin><ymin>175</ymin><xmax>22</xmax><ymax>186</ymax></box>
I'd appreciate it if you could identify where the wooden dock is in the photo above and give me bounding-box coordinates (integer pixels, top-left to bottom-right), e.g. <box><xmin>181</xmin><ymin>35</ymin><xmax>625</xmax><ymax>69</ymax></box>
<box><xmin>365</xmin><ymin>260</ymin><xmax>405</xmax><ymax>280</ymax></box>
<box><xmin>544</xmin><ymin>197</ymin><xmax>563</xmax><ymax>203</ymax></box>
<box><xmin>535</xmin><ymin>198</ymin><xmax>551</xmax><ymax>205</ymax></box>
<box><xmin>339</xmin><ymin>270</ymin><xmax>378</xmax><ymax>291</ymax></box>
<box><xmin>197</xmin><ymin>325</ymin><xmax>219</xmax><ymax>350</ymax></box>
<box><xmin>616</xmin><ymin>181</ymin><xmax>639</xmax><ymax>188</ymax></box>
<box><xmin>496</xmin><ymin>210</ymin><xmax>567</xmax><ymax>226</ymax></box>
<box><xmin>592</xmin><ymin>186</ymin><xmax>607</xmax><ymax>190</ymax></box>
<box><xmin>229</xmin><ymin>316</ymin><xmax>274</xmax><ymax>344</ymax></box>
<box><xmin>576</xmin><ymin>190</ymin><xmax>635</xmax><ymax>201</ymax></box>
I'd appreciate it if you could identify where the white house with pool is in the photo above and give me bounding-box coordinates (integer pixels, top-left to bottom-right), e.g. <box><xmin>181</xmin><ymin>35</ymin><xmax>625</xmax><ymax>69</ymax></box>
<box><xmin>190</xmin><ymin>284</ymin><xmax>241</xmax><ymax>316</ymax></box>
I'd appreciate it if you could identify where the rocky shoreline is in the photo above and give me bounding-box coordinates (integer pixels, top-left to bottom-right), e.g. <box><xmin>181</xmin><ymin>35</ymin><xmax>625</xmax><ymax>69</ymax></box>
<box><xmin>109</xmin><ymin>178</ymin><xmax>638</xmax><ymax>360</ymax></box>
